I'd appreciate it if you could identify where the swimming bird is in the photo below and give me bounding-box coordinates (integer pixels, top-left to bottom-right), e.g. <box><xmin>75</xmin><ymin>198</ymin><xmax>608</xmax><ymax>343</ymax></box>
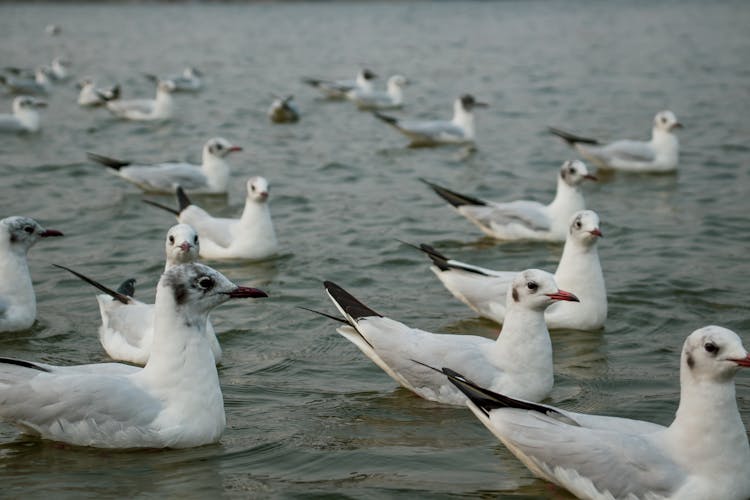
<box><xmin>87</xmin><ymin>137</ymin><xmax>241</xmax><ymax>194</ymax></box>
<box><xmin>347</xmin><ymin>74</ymin><xmax>408</xmax><ymax>110</ymax></box>
<box><xmin>415</xmin><ymin>210</ymin><xmax>606</xmax><ymax>330</ymax></box>
<box><xmin>0</xmin><ymin>66</ymin><xmax>52</xmax><ymax>95</ymax></box>
<box><xmin>102</xmin><ymin>80</ymin><xmax>176</xmax><ymax>121</ymax></box>
<box><xmin>373</xmin><ymin>94</ymin><xmax>488</xmax><ymax>147</ymax></box>
<box><xmin>0</xmin><ymin>96</ymin><xmax>47</xmax><ymax>133</ymax></box>
<box><xmin>49</xmin><ymin>57</ymin><xmax>72</xmax><ymax>82</ymax></box>
<box><xmin>0</xmin><ymin>263</ymin><xmax>267</xmax><ymax>448</ymax></box>
<box><xmin>313</xmin><ymin>270</ymin><xmax>578</xmax><ymax>405</ymax></box>
<box><xmin>145</xmin><ymin>178</ymin><xmax>279</xmax><ymax>261</ymax></box>
<box><xmin>267</xmin><ymin>95</ymin><xmax>299</xmax><ymax>123</ymax></box>
<box><xmin>145</xmin><ymin>67</ymin><xmax>203</xmax><ymax>92</ymax></box>
<box><xmin>77</xmin><ymin>79</ymin><xmax>120</xmax><ymax>107</ymax></box>
<box><xmin>0</xmin><ymin>216</ymin><xmax>63</xmax><ymax>333</ymax></box>
<box><xmin>303</xmin><ymin>68</ymin><xmax>377</xmax><ymax>100</ymax></box>
<box><xmin>422</xmin><ymin>160</ymin><xmax>596</xmax><ymax>241</ymax></box>
<box><xmin>55</xmin><ymin>224</ymin><xmax>222</xmax><ymax>365</ymax></box>
<box><xmin>549</xmin><ymin>111</ymin><xmax>682</xmax><ymax>173</ymax></box>
<box><xmin>442</xmin><ymin>325</ymin><xmax>750</xmax><ymax>500</ymax></box>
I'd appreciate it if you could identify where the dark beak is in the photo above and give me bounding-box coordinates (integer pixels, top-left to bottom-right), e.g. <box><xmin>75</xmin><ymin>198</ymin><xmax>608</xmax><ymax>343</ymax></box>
<box><xmin>546</xmin><ymin>289</ymin><xmax>579</xmax><ymax>302</ymax></box>
<box><xmin>583</xmin><ymin>174</ymin><xmax>598</xmax><ymax>181</ymax></box>
<box><xmin>40</xmin><ymin>229</ymin><xmax>63</xmax><ymax>237</ymax></box>
<box><xmin>473</xmin><ymin>101</ymin><xmax>489</xmax><ymax>108</ymax></box>
<box><xmin>224</xmin><ymin>286</ymin><xmax>268</xmax><ymax>299</ymax></box>
<box><xmin>34</xmin><ymin>100</ymin><xmax>48</xmax><ymax>108</ymax></box>
<box><xmin>671</xmin><ymin>122</ymin><xmax>683</xmax><ymax>130</ymax></box>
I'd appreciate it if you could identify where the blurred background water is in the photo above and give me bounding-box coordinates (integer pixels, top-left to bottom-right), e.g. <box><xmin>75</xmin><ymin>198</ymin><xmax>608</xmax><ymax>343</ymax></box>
<box><xmin>1</xmin><ymin>1</ymin><xmax>749</xmax><ymax>498</ymax></box>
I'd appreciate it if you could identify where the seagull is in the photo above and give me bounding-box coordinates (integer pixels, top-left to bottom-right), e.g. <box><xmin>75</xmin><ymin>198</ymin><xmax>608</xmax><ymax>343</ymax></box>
<box><xmin>549</xmin><ymin>111</ymin><xmax>682</xmax><ymax>173</ymax></box>
<box><xmin>145</xmin><ymin>67</ymin><xmax>203</xmax><ymax>92</ymax></box>
<box><xmin>415</xmin><ymin>210</ymin><xmax>606</xmax><ymax>330</ymax></box>
<box><xmin>373</xmin><ymin>94</ymin><xmax>488</xmax><ymax>147</ymax></box>
<box><xmin>0</xmin><ymin>263</ymin><xmax>267</xmax><ymax>448</ymax></box>
<box><xmin>302</xmin><ymin>68</ymin><xmax>377</xmax><ymax>100</ymax></box>
<box><xmin>45</xmin><ymin>24</ymin><xmax>61</xmax><ymax>36</ymax></box>
<box><xmin>55</xmin><ymin>224</ymin><xmax>222</xmax><ymax>365</ymax></box>
<box><xmin>311</xmin><ymin>270</ymin><xmax>578</xmax><ymax>405</ymax></box>
<box><xmin>0</xmin><ymin>96</ymin><xmax>47</xmax><ymax>133</ymax></box>
<box><xmin>77</xmin><ymin>79</ymin><xmax>120</xmax><ymax>107</ymax></box>
<box><xmin>442</xmin><ymin>325</ymin><xmax>750</xmax><ymax>500</ymax></box>
<box><xmin>49</xmin><ymin>57</ymin><xmax>72</xmax><ymax>82</ymax></box>
<box><xmin>87</xmin><ymin>137</ymin><xmax>242</xmax><ymax>194</ymax></box>
<box><xmin>0</xmin><ymin>216</ymin><xmax>63</xmax><ymax>333</ymax></box>
<box><xmin>145</xmin><ymin>178</ymin><xmax>279</xmax><ymax>261</ymax></box>
<box><xmin>101</xmin><ymin>80</ymin><xmax>176</xmax><ymax>121</ymax></box>
<box><xmin>422</xmin><ymin>160</ymin><xmax>596</xmax><ymax>241</ymax></box>
<box><xmin>0</xmin><ymin>67</ymin><xmax>52</xmax><ymax>95</ymax></box>
<box><xmin>267</xmin><ymin>95</ymin><xmax>299</xmax><ymax>123</ymax></box>
<box><xmin>347</xmin><ymin>74</ymin><xmax>408</xmax><ymax>110</ymax></box>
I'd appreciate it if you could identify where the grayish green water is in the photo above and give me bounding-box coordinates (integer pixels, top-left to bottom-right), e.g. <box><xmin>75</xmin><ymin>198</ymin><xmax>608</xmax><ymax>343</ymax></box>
<box><xmin>1</xmin><ymin>1</ymin><xmax>749</xmax><ymax>498</ymax></box>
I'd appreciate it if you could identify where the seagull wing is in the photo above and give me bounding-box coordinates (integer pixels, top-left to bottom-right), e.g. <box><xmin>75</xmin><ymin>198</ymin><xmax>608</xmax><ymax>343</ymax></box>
<box><xmin>120</xmin><ymin>163</ymin><xmax>209</xmax><ymax>193</ymax></box>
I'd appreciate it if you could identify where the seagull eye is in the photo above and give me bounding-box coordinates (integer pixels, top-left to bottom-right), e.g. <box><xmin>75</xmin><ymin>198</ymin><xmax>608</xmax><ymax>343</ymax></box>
<box><xmin>704</xmin><ymin>342</ymin><xmax>719</xmax><ymax>355</ymax></box>
<box><xmin>527</xmin><ymin>281</ymin><xmax>538</xmax><ymax>291</ymax></box>
<box><xmin>168</xmin><ymin>235</ymin><xmax>175</xmax><ymax>244</ymax></box>
<box><xmin>661</xmin><ymin>116</ymin><xmax>668</xmax><ymax>123</ymax></box>
<box><xmin>251</xmin><ymin>185</ymin><xmax>256</xmax><ymax>192</ymax></box>
<box><xmin>23</xmin><ymin>226</ymin><xmax>34</xmax><ymax>234</ymax></box>
<box><xmin>193</xmin><ymin>235</ymin><xmax>199</xmax><ymax>244</ymax></box>
<box><xmin>216</xmin><ymin>143</ymin><xmax>223</xmax><ymax>150</ymax></box>
<box><xmin>197</xmin><ymin>276</ymin><xmax>214</xmax><ymax>290</ymax></box>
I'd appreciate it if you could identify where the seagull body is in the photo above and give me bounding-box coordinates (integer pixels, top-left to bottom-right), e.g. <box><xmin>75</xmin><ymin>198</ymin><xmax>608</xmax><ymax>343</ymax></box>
<box><xmin>49</xmin><ymin>57</ymin><xmax>72</xmax><ymax>82</ymax></box>
<box><xmin>0</xmin><ymin>217</ymin><xmax>63</xmax><ymax>333</ymax></box>
<box><xmin>163</xmin><ymin>67</ymin><xmax>202</xmax><ymax>92</ymax></box>
<box><xmin>0</xmin><ymin>263</ymin><xmax>267</xmax><ymax>448</ymax></box>
<box><xmin>77</xmin><ymin>79</ymin><xmax>119</xmax><ymax>107</ymax></box>
<box><xmin>347</xmin><ymin>74</ymin><xmax>407</xmax><ymax>110</ymax></box>
<box><xmin>0</xmin><ymin>67</ymin><xmax>51</xmax><ymax>95</ymax></box>
<box><xmin>303</xmin><ymin>68</ymin><xmax>377</xmax><ymax>100</ymax></box>
<box><xmin>267</xmin><ymin>95</ymin><xmax>299</xmax><ymax>123</ymax></box>
<box><xmin>445</xmin><ymin>325</ymin><xmax>750</xmax><ymax>500</ymax></box>
<box><xmin>419</xmin><ymin>210</ymin><xmax>606</xmax><ymax>330</ymax></box>
<box><xmin>103</xmin><ymin>80</ymin><xmax>176</xmax><ymax>121</ymax></box>
<box><xmin>87</xmin><ymin>137</ymin><xmax>241</xmax><ymax>194</ymax></box>
<box><xmin>318</xmin><ymin>270</ymin><xmax>578</xmax><ymax>405</ymax></box>
<box><xmin>550</xmin><ymin>111</ymin><xmax>682</xmax><ymax>173</ymax></box>
<box><xmin>58</xmin><ymin>225</ymin><xmax>221</xmax><ymax>365</ymax></box>
<box><xmin>374</xmin><ymin>94</ymin><xmax>487</xmax><ymax>147</ymax></box>
<box><xmin>423</xmin><ymin>160</ymin><xmax>596</xmax><ymax>242</ymax></box>
<box><xmin>0</xmin><ymin>96</ymin><xmax>47</xmax><ymax>133</ymax></box>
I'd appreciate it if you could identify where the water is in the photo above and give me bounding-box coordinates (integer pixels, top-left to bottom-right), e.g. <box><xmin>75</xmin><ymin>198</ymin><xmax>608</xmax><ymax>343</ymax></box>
<box><xmin>1</xmin><ymin>1</ymin><xmax>749</xmax><ymax>497</ymax></box>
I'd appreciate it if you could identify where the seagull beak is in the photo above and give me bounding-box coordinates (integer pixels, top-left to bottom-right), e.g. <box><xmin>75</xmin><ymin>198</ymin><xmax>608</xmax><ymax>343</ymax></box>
<box><xmin>671</xmin><ymin>122</ymin><xmax>684</xmax><ymax>130</ymax></box>
<box><xmin>729</xmin><ymin>354</ymin><xmax>750</xmax><ymax>367</ymax></box>
<box><xmin>258</xmin><ymin>191</ymin><xmax>269</xmax><ymax>201</ymax></box>
<box><xmin>590</xmin><ymin>228</ymin><xmax>603</xmax><ymax>237</ymax></box>
<box><xmin>546</xmin><ymin>289</ymin><xmax>579</xmax><ymax>302</ymax></box>
<box><xmin>179</xmin><ymin>241</ymin><xmax>192</xmax><ymax>252</ymax></box>
<box><xmin>474</xmin><ymin>101</ymin><xmax>489</xmax><ymax>108</ymax></box>
<box><xmin>34</xmin><ymin>100</ymin><xmax>48</xmax><ymax>108</ymax></box>
<box><xmin>40</xmin><ymin>229</ymin><xmax>63</xmax><ymax>237</ymax></box>
<box><xmin>584</xmin><ymin>174</ymin><xmax>598</xmax><ymax>181</ymax></box>
<box><xmin>228</xmin><ymin>145</ymin><xmax>243</xmax><ymax>153</ymax></box>
<box><xmin>224</xmin><ymin>286</ymin><xmax>268</xmax><ymax>299</ymax></box>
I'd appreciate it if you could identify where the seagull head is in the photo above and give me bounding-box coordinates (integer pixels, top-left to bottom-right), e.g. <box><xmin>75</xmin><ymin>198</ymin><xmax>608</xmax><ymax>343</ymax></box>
<box><xmin>184</xmin><ymin>67</ymin><xmax>202</xmax><ymax>78</ymax></box>
<box><xmin>654</xmin><ymin>110</ymin><xmax>682</xmax><ymax>132</ymax></box>
<box><xmin>359</xmin><ymin>68</ymin><xmax>378</xmax><ymax>82</ymax></box>
<box><xmin>568</xmin><ymin>210</ymin><xmax>603</xmax><ymax>246</ymax></box>
<box><xmin>1</xmin><ymin>216</ymin><xmax>62</xmax><ymax>255</ymax></box>
<box><xmin>388</xmin><ymin>75</ymin><xmax>409</xmax><ymax>88</ymax></box>
<box><xmin>165</xmin><ymin>223</ymin><xmax>200</xmax><ymax>266</ymax></box>
<box><xmin>507</xmin><ymin>269</ymin><xmax>579</xmax><ymax>312</ymax></box>
<box><xmin>205</xmin><ymin>137</ymin><xmax>242</xmax><ymax>159</ymax></box>
<box><xmin>458</xmin><ymin>94</ymin><xmax>489</xmax><ymax>112</ymax></box>
<box><xmin>560</xmin><ymin>160</ymin><xmax>597</xmax><ymax>186</ymax></box>
<box><xmin>247</xmin><ymin>176</ymin><xmax>270</xmax><ymax>203</ymax></box>
<box><xmin>157</xmin><ymin>79</ymin><xmax>177</xmax><ymax>94</ymax></box>
<box><xmin>682</xmin><ymin>326</ymin><xmax>750</xmax><ymax>383</ymax></box>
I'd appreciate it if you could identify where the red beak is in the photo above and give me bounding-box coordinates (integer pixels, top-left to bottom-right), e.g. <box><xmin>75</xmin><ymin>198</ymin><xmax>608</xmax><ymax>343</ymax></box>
<box><xmin>228</xmin><ymin>146</ymin><xmax>243</xmax><ymax>153</ymax></box>
<box><xmin>730</xmin><ymin>354</ymin><xmax>750</xmax><ymax>367</ymax></box>
<box><xmin>546</xmin><ymin>289</ymin><xmax>579</xmax><ymax>302</ymax></box>
<box><xmin>224</xmin><ymin>286</ymin><xmax>268</xmax><ymax>299</ymax></box>
<box><xmin>258</xmin><ymin>192</ymin><xmax>269</xmax><ymax>200</ymax></box>
<box><xmin>179</xmin><ymin>241</ymin><xmax>192</xmax><ymax>252</ymax></box>
<box><xmin>584</xmin><ymin>174</ymin><xmax>598</xmax><ymax>181</ymax></box>
<box><xmin>40</xmin><ymin>229</ymin><xmax>63</xmax><ymax>237</ymax></box>
<box><xmin>590</xmin><ymin>228</ymin><xmax>603</xmax><ymax>237</ymax></box>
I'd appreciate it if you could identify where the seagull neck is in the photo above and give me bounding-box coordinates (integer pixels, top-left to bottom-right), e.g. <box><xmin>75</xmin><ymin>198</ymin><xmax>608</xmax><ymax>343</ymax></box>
<box><xmin>387</xmin><ymin>82</ymin><xmax>404</xmax><ymax>103</ymax></box>
<box><xmin>15</xmin><ymin>109</ymin><xmax>40</xmax><ymax>132</ymax></box>
<box><xmin>452</xmin><ymin>103</ymin><xmax>475</xmax><ymax>138</ymax></box>
<box><xmin>548</xmin><ymin>175</ymin><xmax>583</xmax><ymax>214</ymax></box>
<box><xmin>0</xmin><ymin>244</ymin><xmax>34</xmax><ymax>315</ymax></box>
<box><xmin>201</xmin><ymin>152</ymin><xmax>230</xmax><ymax>192</ymax></box>
<box><xmin>651</xmin><ymin>128</ymin><xmax>679</xmax><ymax>151</ymax></box>
<box><xmin>154</xmin><ymin>89</ymin><xmax>174</xmax><ymax>117</ymax></box>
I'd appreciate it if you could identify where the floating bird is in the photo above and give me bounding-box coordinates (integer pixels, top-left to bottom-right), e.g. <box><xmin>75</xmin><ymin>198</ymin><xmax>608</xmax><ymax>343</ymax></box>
<box><xmin>145</xmin><ymin>178</ymin><xmax>278</xmax><ymax>261</ymax></box>
<box><xmin>414</xmin><ymin>210</ymin><xmax>606</xmax><ymax>330</ymax></box>
<box><xmin>0</xmin><ymin>263</ymin><xmax>267</xmax><ymax>448</ymax></box>
<box><xmin>303</xmin><ymin>68</ymin><xmax>377</xmax><ymax>100</ymax></box>
<box><xmin>0</xmin><ymin>216</ymin><xmax>63</xmax><ymax>332</ymax></box>
<box><xmin>311</xmin><ymin>270</ymin><xmax>578</xmax><ymax>405</ymax></box>
<box><xmin>373</xmin><ymin>94</ymin><xmax>487</xmax><ymax>147</ymax></box>
<box><xmin>45</xmin><ymin>24</ymin><xmax>61</xmax><ymax>36</ymax></box>
<box><xmin>55</xmin><ymin>224</ymin><xmax>222</xmax><ymax>365</ymax></box>
<box><xmin>442</xmin><ymin>325</ymin><xmax>750</xmax><ymax>500</ymax></box>
<box><xmin>101</xmin><ymin>80</ymin><xmax>176</xmax><ymax>121</ymax></box>
<box><xmin>145</xmin><ymin>67</ymin><xmax>202</xmax><ymax>92</ymax></box>
<box><xmin>0</xmin><ymin>96</ymin><xmax>47</xmax><ymax>133</ymax></box>
<box><xmin>87</xmin><ymin>137</ymin><xmax>241</xmax><ymax>194</ymax></box>
<box><xmin>77</xmin><ymin>79</ymin><xmax>120</xmax><ymax>107</ymax></box>
<box><xmin>49</xmin><ymin>57</ymin><xmax>72</xmax><ymax>82</ymax></box>
<box><xmin>549</xmin><ymin>111</ymin><xmax>682</xmax><ymax>173</ymax></box>
<box><xmin>0</xmin><ymin>67</ymin><xmax>52</xmax><ymax>95</ymax></box>
<box><xmin>422</xmin><ymin>160</ymin><xmax>596</xmax><ymax>241</ymax></box>
<box><xmin>267</xmin><ymin>95</ymin><xmax>299</xmax><ymax>123</ymax></box>
<box><xmin>347</xmin><ymin>74</ymin><xmax>408</xmax><ymax>110</ymax></box>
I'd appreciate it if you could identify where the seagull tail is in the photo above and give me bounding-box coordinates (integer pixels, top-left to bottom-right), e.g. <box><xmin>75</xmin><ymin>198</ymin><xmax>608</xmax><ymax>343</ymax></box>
<box><xmin>419</xmin><ymin>178</ymin><xmax>487</xmax><ymax>208</ymax></box>
<box><xmin>372</xmin><ymin>111</ymin><xmax>399</xmax><ymax>127</ymax></box>
<box><xmin>53</xmin><ymin>264</ymin><xmax>131</xmax><ymax>305</ymax></box>
<box><xmin>175</xmin><ymin>186</ymin><xmax>192</xmax><ymax>213</ymax></box>
<box><xmin>297</xmin><ymin>306</ymin><xmax>349</xmax><ymax>325</ymax></box>
<box><xmin>548</xmin><ymin>126</ymin><xmax>599</xmax><ymax>146</ymax></box>
<box><xmin>323</xmin><ymin>281</ymin><xmax>382</xmax><ymax>323</ymax></box>
<box><xmin>107</xmin><ymin>84</ymin><xmax>121</xmax><ymax>101</ymax></box>
<box><xmin>116</xmin><ymin>278</ymin><xmax>136</xmax><ymax>298</ymax></box>
<box><xmin>87</xmin><ymin>152</ymin><xmax>130</xmax><ymax>170</ymax></box>
<box><xmin>301</xmin><ymin>77</ymin><xmax>324</xmax><ymax>87</ymax></box>
<box><xmin>143</xmin><ymin>73</ymin><xmax>159</xmax><ymax>83</ymax></box>
<box><xmin>142</xmin><ymin>199</ymin><xmax>180</xmax><ymax>216</ymax></box>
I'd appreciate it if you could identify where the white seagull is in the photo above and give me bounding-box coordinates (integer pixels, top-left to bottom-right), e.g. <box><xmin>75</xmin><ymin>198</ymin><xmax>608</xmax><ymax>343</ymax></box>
<box><xmin>312</xmin><ymin>270</ymin><xmax>578</xmax><ymax>405</ymax></box>
<box><xmin>87</xmin><ymin>137</ymin><xmax>242</xmax><ymax>194</ymax></box>
<box><xmin>102</xmin><ymin>80</ymin><xmax>176</xmax><ymax>121</ymax></box>
<box><xmin>0</xmin><ymin>67</ymin><xmax>52</xmax><ymax>95</ymax></box>
<box><xmin>267</xmin><ymin>95</ymin><xmax>299</xmax><ymax>123</ymax></box>
<box><xmin>415</xmin><ymin>210</ymin><xmax>606</xmax><ymax>330</ymax></box>
<box><xmin>0</xmin><ymin>96</ymin><xmax>47</xmax><ymax>133</ymax></box>
<box><xmin>55</xmin><ymin>224</ymin><xmax>222</xmax><ymax>365</ymax></box>
<box><xmin>373</xmin><ymin>94</ymin><xmax>488</xmax><ymax>147</ymax></box>
<box><xmin>145</xmin><ymin>67</ymin><xmax>203</xmax><ymax>92</ymax></box>
<box><xmin>145</xmin><ymin>178</ymin><xmax>279</xmax><ymax>261</ymax></box>
<box><xmin>77</xmin><ymin>79</ymin><xmax>120</xmax><ymax>107</ymax></box>
<box><xmin>422</xmin><ymin>160</ymin><xmax>596</xmax><ymax>241</ymax></box>
<box><xmin>549</xmin><ymin>111</ymin><xmax>682</xmax><ymax>173</ymax></box>
<box><xmin>0</xmin><ymin>263</ymin><xmax>267</xmax><ymax>449</ymax></box>
<box><xmin>442</xmin><ymin>325</ymin><xmax>750</xmax><ymax>500</ymax></box>
<box><xmin>347</xmin><ymin>74</ymin><xmax>408</xmax><ymax>110</ymax></box>
<box><xmin>303</xmin><ymin>68</ymin><xmax>377</xmax><ymax>100</ymax></box>
<box><xmin>0</xmin><ymin>216</ymin><xmax>63</xmax><ymax>333</ymax></box>
<box><xmin>49</xmin><ymin>57</ymin><xmax>72</xmax><ymax>82</ymax></box>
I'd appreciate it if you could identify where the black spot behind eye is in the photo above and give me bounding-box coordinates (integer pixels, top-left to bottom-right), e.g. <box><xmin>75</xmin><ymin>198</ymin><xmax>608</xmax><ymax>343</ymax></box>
<box><xmin>512</xmin><ymin>288</ymin><xmax>519</xmax><ymax>302</ymax></box>
<box><xmin>704</xmin><ymin>342</ymin><xmax>719</xmax><ymax>355</ymax></box>
<box><xmin>168</xmin><ymin>235</ymin><xmax>175</xmax><ymax>244</ymax></box>
<box><xmin>197</xmin><ymin>276</ymin><xmax>214</xmax><ymax>291</ymax></box>
<box><xmin>527</xmin><ymin>281</ymin><xmax>538</xmax><ymax>291</ymax></box>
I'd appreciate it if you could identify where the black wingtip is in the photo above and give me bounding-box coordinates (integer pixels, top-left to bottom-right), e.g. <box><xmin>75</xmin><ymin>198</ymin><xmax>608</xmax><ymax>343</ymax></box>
<box><xmin>53</xmin><ymin>264</ymin><xmax>131</xmax><ymax>304</ymax></box>
<box><xmin>420</xmin><ymin>179</ymin><xmax>487</xmax><ymax>208</ymax></box>
<box><xmin>297</xmin><ymin>306</ymin><xmax>349</xmax><ymax>325</ymax></box>
<box><xmin>0</xmin><ymin>357</ymin><xmax>50</xmax><ymax>372</ymax></box>
<box><xmin>116</xmin><ymin>278</ymin><xmax>136</xmax><ymax>298</ymax></box>
<box><xmin>87</xmin><ymin>152</ymin><xmax>129</xmax><ymax>170</ymax></box>
<box><xmin>176</xmin><ymin>186</ymin><xmax>192</xmax><ymax>213</ymax></box>
<box><xmin>143</xmin><ymin>73</ymin><xmax>159</xmax><ymax>83</ymax></box>
<box><xmin>142</xmin><ymin>199</ymin><xmax>179</xmax><ymax>216</ymax></box>
<box><xmin>302</xmin><ymin>77</ymin><xmax>323</xmax><ymax>87</ymax></box>
<box><xmin>323</xmin><ymin>281</ymin><xmax>382</xmax><ymax>321</ymax></box>
<box><xmin>372</xmin><ymin>111</ymin><xmax>399</xmax><ymax>126</ymax></box>
<box><xmin>548</xmin><ymin>126</ymin><xmax>599</xmax><ymax>146</ymax></box>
